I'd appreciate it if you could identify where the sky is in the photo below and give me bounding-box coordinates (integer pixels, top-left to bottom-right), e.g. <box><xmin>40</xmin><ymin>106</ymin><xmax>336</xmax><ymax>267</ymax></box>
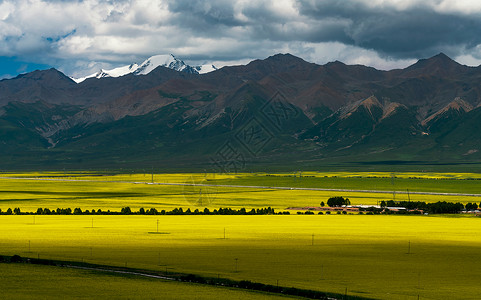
<box><xmin>2</xmin><ymin>0</ymin><xmax>481</xmax><ymax>79</ymax></box>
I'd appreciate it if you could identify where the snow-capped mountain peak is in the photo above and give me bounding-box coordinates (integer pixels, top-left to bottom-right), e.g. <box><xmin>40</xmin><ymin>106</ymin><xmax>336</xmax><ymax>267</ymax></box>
<box><xmin>196</xmin><ymin>64</ymin><xmax>218</xmax><ymax>74</ymax></box>
<box><xmin>134</xmin><ymin>54</ymin><xmax>186</xmax><ymax>75</ymax></box>
<box><xmin>72</xmin><ymin>54</ymin><xmax>215</xmax><ymax>83</ymax></box>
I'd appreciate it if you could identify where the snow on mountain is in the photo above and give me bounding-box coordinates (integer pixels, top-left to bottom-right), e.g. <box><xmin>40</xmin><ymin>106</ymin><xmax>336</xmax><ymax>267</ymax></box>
<box><xmin>72</xmin><ymin>63</ymin><xmax>139</xmax><ymax>83</ymax></box>
<box><xmin>72</xmin><ymin>54</ymin><xmax>216</xmax><ymax>83</ymax></box>
<box><xmin>195</xmin><ymin>64</ymin><xmax>218</xmax><ymax>74</ymax></box>
<box><xmin>134</xmin><ymin>54</ymin><xmax>186</xmax><ymax>75</ymax></box>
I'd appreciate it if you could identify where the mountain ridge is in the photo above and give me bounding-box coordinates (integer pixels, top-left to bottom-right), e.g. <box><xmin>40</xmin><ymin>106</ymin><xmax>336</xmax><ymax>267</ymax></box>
<box><xmin>2</xmin><ymin>52</ymin><xmax>481</xmax><ymax>170</ymax></box>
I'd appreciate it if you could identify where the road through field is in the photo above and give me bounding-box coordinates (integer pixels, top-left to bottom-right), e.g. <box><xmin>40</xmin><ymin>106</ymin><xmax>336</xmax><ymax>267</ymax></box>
<box><xmin>3</xmin><ymin>176</ymin><xmax>481</xmax><ymax>198</ymax></box>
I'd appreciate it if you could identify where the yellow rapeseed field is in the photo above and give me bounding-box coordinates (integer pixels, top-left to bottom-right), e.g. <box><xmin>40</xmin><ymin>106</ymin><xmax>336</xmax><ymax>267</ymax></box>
<box><xmin>1</xmin><ymin>214</ymin><xmax>481</xmax><ymax>299</ymax></box>
<box><xmin>1</xmin><ymin>172</ymin><xmax>481</xmax><ymax>299</ymax></box>
<box><xmin>1</xmin><ymin>171</ymin><xmax>481</xmax><ymax>212</ymax></box>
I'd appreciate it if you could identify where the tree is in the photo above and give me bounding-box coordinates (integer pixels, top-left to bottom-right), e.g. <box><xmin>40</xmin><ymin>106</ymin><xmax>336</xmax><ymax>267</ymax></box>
<box><xmin>320</xmin><ymin>201</ymin><xmax>325</xmax><ymax>207</ymax></box>
<box><xmin>147</xmin><ymin>208</ymin><xmax>158</xmax><ymax>215</ymax></box>
<box><xmin>327</xmin><ymin>197</ymin><xmax>350</xmax><ymax>207</ymax></box>
<box><xmin>380</xmin><ymin>201</ymin><xmax>386</xmax><ymax>208</ymax></box>
<box><xmin>466</xmin><ymin>203</ymin><xmax>478</xmax><ymax>211</ymax></box>
<box><xmin>6</xmin><ymin>208</ymin><xmax>12</xmax><ymax>215</ymax></box>
<box><xmin>121</xmin><ymin>207</ymin><xmax>132</xmax><ymax>214</ymax></box>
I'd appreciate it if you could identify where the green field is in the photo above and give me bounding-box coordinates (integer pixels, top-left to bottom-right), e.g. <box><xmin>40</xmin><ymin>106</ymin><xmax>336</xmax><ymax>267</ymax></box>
<box><xmin>0</xmin><ymin>263</ymin><xmax>290</xmax><ymax>299</ymax></box>
<box><xmin>1</xmin><ymin>172</ymin><xmax>481</xmax><ymax>299</ymax></box>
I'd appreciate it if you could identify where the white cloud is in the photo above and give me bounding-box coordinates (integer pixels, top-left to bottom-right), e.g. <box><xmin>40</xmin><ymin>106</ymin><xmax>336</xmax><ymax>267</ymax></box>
<box><xmin>352</xmin><ymin>0</ymin><xmax>481</xmax><ymax>14</ymax></box>
<box><xmin>432</xmin><ymin>0</ymin><xmax>481</xmax><ymax>15</ymax></box>
<box><xmin>0</xmin><ymin>1</ymin><xmax>15</xmax><ymax>20</ymax></box>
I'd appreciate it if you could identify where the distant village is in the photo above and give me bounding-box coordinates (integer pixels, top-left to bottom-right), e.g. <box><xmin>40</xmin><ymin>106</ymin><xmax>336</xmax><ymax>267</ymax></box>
<box><xmin>288</xmin><ymin>197</ymin><xmax>481</xmax><ymax>215</ymax></box>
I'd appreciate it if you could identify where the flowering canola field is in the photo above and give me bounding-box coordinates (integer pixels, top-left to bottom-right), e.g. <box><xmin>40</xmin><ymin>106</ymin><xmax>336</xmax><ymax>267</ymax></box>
<box><xmin>1</xmin><ymin>172</ymin><xmax>481</xmax><ymax>299</ymax></box>
<box><xmin>1</xmin><ymin>214</ymin><xmax>480</xmax><ymax>299</ymax></box>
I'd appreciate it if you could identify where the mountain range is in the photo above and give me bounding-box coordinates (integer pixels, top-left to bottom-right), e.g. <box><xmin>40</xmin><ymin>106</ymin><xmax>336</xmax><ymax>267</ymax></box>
<box><xmin>1</xmin><ymin>52</ymin><xmax>481</xmax><ymax>171</ymax></box>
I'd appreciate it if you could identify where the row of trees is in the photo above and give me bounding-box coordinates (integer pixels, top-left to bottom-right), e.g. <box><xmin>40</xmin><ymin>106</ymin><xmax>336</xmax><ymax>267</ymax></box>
<box><xmin>379</xmin><ymin>200</ymin><xmax>470</xmax><ymax>214</ymax></box>
<box><xmin>0</xmin><ymin>207</ymin><xmax>281</xmax><ymax>215</ymax></box>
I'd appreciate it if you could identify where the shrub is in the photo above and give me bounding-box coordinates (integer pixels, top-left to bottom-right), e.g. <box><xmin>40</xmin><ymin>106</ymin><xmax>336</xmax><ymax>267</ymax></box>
<box><xmin>10</xmin><ymin>255</ymin><xmax>22</xmax><ymax>263</ymax></box>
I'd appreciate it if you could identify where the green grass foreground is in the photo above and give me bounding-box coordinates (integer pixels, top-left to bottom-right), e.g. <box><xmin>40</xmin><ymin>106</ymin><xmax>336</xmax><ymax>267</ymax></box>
<box><xmin>0</xmin><ymin>262</ymin><xmax>295</xmax><ymax>300</ymax></box>
<box><xmin>1</xmin><ymin>214</ymin><xmax>481</xmax><ymax>299</ymax></box>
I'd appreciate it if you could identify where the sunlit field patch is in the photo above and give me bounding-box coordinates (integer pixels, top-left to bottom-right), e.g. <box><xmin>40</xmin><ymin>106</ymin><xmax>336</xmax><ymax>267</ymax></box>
<box><xmin>1</xmin><ymin>172</ymin><xmax>481</xmax><ymax>212</ymax></box>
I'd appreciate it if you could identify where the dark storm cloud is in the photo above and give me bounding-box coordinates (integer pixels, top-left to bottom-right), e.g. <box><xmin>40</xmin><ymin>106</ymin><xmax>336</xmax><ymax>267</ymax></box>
<box><xmin>295</xmin><ymin>0</ymin><xmax>481</xmax><ymax>59</ymax></box>
<box><xmin>161</xmin><ymin>0</ymin><xmax>481</xmax><ymax>60</ymax></box>
<box><xmin>166</xmin><ymin>0</ymin><xmax>244</xmax><ymax>29</ymax></box>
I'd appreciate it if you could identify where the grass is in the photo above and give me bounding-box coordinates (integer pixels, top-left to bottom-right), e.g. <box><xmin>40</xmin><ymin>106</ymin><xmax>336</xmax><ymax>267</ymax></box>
<box><xmin>0</xmin><ymin>263</ymin><xmax>291</xmax><ymax>299</ymax></box>
<box><xmin>1</xmin><ymin>214</ymin><xmax>481</xmax><ymax>299</ymax></box>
